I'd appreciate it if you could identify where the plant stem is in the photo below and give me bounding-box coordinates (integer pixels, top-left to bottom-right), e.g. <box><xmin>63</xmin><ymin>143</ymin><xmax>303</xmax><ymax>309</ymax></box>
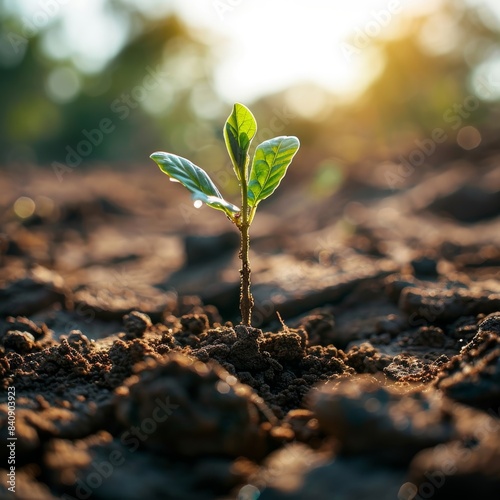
<box><xmin>239</xmin><ymin>176</ymin><xmax>254</xmax><ymax>326</ymax></box>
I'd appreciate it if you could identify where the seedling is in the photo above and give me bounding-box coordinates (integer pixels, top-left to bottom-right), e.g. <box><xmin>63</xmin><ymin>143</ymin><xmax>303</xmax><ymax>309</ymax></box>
<box><xmin>150</xmin><ymin>103</ymin><xmax>300</xmax><ymax>326</ymax></box>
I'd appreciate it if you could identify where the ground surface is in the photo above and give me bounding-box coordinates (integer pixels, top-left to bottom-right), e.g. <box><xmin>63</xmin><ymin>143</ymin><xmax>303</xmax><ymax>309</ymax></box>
<box><xmin>1</xmin><ymin>156</ymin><xmax>500</xmax><ymax>499</ymax></box>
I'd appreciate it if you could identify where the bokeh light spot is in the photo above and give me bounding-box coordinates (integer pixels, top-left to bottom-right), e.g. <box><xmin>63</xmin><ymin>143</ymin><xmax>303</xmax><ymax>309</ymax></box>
<box><xmin>457</xmin><ymin>126</ymin><xmax>481</xmax><ymax>150</ymax></box>
<box><xmin>238</xmin><ymin>484</ymin><xmax>260</xmax><ymax>500</ymax></box>
<box><xmin>216</xmin><ymin>381</ymin><xmax>230</xmax><ymax>394</ymax></box>
<box><xmin>45</xmin><ymin>66</ymin><xmax>81</xmax><ymax>103</ymax></box>
<box><xmin>14</xmin><ymin>196</ymin><xmax>36</xmax><ymax>219</ymax></box>
<box><xmin>398</xmin><ymin>482</ymin><xmax>418</xmax><ymax>500</ymax></box>
<box><xmin>364</xmin><ymin>397</ymin><xmax>382</xmax><ymax>412</ymax></box>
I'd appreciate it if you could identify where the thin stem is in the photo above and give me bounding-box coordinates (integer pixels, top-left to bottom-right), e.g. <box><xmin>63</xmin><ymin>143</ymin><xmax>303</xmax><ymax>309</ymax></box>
<box><xmin>239</xmin><ymin>222</ymin><xmax>253</xmax><ymax>326</ymax></box>
<box><xmin>239</xmin><ymin>171</ymin><xmax>254</xmax><ymax>326</ymax></box>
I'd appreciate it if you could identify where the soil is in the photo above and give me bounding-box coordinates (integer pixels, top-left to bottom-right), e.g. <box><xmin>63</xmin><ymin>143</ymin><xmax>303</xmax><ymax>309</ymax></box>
<box><xmin>1</xmin><ymin>158</ymin><xmax>500</xmax><ymax>499</ymax></box>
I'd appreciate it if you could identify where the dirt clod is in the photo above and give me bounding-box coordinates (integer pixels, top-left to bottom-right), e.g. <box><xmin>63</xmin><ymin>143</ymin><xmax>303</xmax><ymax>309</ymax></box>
<box><xmin>2</xmin><ymin>330</ymin><xmax>36</xmax><ymax>354</ymax></box>
<box><xmin>123</xmin><ymin>310</ymin><xmax>152</xmax><ymax>338</ymax></box>
<box><xmin>115</xmin><ymin>353</ymin><xmax>269</xmax><ymax>459</ymax></box>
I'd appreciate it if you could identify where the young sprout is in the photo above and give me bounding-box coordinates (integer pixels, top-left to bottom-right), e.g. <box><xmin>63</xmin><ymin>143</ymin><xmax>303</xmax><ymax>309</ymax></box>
<box><xmin>150</xmin><ymin>103</ymin><xmax>300</xmax><ymax>326</ymax></box>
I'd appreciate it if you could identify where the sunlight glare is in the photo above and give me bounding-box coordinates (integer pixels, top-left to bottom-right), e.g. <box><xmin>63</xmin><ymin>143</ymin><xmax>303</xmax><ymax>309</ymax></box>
<box><xmin>171</xmin><ymin>0</ymin><xmax>438</xmax><ymax>103</ymax></box>
<box><xmin>8</xmin><ymin>0</ymin><xmax>500</xmax><ymax>104</ymax></box>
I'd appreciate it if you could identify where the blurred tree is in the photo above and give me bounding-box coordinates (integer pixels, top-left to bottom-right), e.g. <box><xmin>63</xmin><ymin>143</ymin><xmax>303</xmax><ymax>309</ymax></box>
<box><xmin>0</xmin><ymin>1</ymin><xmax>220</xmax><ymax>167</ymax></box>
<box><xmin>0</xmin><ymin>0</ymin><xmax>498</xmax><ymax>177</ymax></box>
<box><xmin>350</xmin><ymin>0</ymin><xmax>500</xmax><ymax>152</ymax></box>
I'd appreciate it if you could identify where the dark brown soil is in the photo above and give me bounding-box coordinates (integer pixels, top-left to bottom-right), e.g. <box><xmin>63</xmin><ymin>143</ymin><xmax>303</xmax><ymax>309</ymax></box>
<box><xmin>1</xmin><ymin>161</ymin><xmax>500</xmax><ymax>499</ymax></box>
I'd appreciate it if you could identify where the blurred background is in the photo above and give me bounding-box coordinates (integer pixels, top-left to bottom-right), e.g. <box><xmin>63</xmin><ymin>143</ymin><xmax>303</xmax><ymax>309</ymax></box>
<box><xmin>0</xmin><ymin>0</ymin><xmax>499</xmax><ymax>191</ymax></box>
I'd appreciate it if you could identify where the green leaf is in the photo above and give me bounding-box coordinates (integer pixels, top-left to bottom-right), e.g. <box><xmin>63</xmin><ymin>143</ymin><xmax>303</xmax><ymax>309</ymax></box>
<box><xmin>223</xmin><ymin>103</ymin><xmax>257</xmax><ymax>181</ymax></box>
<box><xmin>247</xmin><ymin>136</ymin><xmax>300</xmax><ymax>210</ymax></box>
<box><xmin>150</xmin><ymin>152</ymin><xmax>240</xmax><ymax>218</ymax></box>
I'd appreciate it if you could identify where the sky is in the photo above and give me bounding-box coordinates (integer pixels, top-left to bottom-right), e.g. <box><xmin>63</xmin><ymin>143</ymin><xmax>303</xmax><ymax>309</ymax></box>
<box><xmin>172</xmin><ymin>0</ymin><xmax>500</xmax><ymax>103</ymax></box>
<box><xmin>171</xmin><ymin>0</ymin><xmax>432</xmax><ymax>102</ymax></box>
<box><xmin>5</xmin><ymin>0</ymin><xmax>500</xmax><ymax>104</ymax></box>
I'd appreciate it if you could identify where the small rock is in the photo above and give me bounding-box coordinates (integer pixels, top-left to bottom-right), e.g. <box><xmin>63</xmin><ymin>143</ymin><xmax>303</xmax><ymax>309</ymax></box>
<box><xmin>123</xmin><ymin>311</ymin><xmax>152</xmax><ymax>338</ymax></box>
<box><xmin>4</xmin><ymin>316</ymin><xmax>49</xmax><ymax>340</ymax></box>
<box><xmin>2</xmin><ymin>330</ymin><xmax>36</xmax><ymax>354</ymax></box>
<box><xmin>66</xmin><ymin>330</ymin><xmax>91</xmax><ymax>347</ymax></box>
<box><xmin>411</xmin><ymin>326</ymin><xmax>446</xmax><ymax>347</ymax></box>
<box><xmin>297</xmin><ymin>310</ymin><xmax>335</xmax><ymax>346</ymax></box>
<box><xmin>180</xmin><ymin>314</ymin><xmax>209</xmax><ymax>335</ymax></box>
